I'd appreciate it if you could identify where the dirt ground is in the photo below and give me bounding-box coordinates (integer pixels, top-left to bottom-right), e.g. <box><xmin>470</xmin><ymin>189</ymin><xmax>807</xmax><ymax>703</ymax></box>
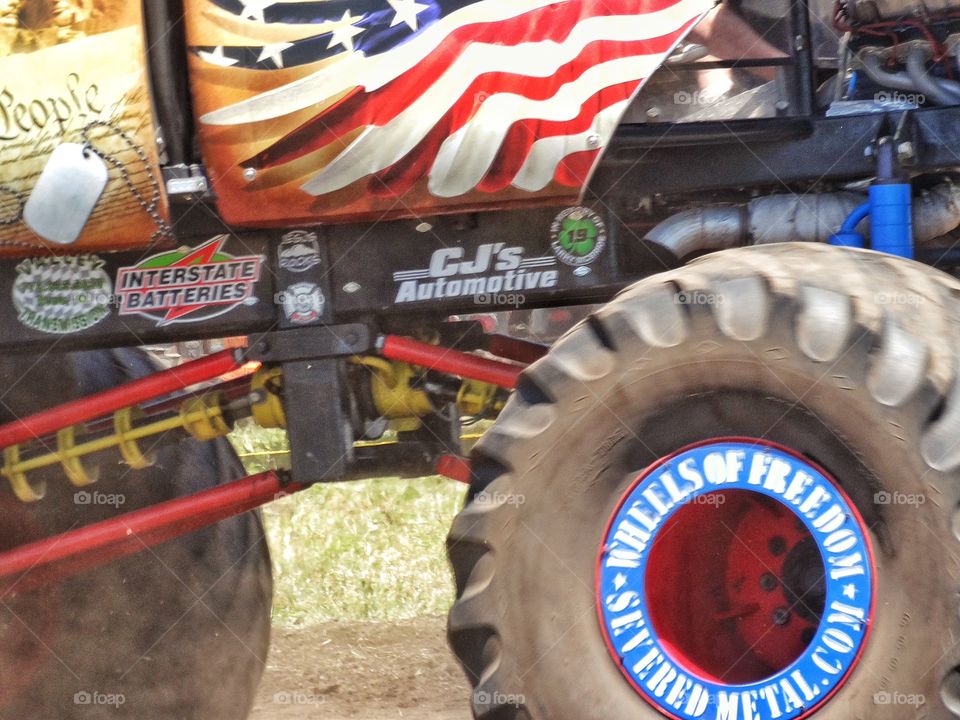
<box><xmin>250</xmin><ymin>616</ymin><xmax>472</xmax><ymax>720</ymax></box>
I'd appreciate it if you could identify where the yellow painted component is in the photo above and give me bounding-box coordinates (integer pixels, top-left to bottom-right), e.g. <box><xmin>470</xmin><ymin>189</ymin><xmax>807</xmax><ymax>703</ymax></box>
<box><xmin>117</xmin><ymin>415</ymin><xmax>185</xmax><ymax>443</ymax></box>
<box><xmin>368</xmin><ymin>361</ymin><xmax>433</xmax><ymax>420</ymax></box>
<box><xmin>351</xmin><ymin>356</ymin><xmax>396</xmax><ymax>384</ymax></box>
<box><xmin>2</xmin><ymin>445</ymin><xmax>44</xmax><ymax>502</ymax></box>
<box><xmin>114</xmin><ymin>407</ymin><xmax>154</xmax><ymax>470</ymax></box>
<box><xmin>9</xmin><ymin>415</ymin><xmax>185</xmax><ymax>478</ymax></box>
<box><xmin>251</xmin><ymin>368</ymin><xmax>286</xmax><ymax>429</ymax></box>
<box><xmin>457</xmin><ymin>380</ymin><xmax>498</xmax><ymax>417</ymax></box>
<box><xmin>180</xmin><ymin>393</ymin><xmax>230</xmax><ymax>441</ymax></box>
<box><xmin>1</xmin><ymin>395</ymin><xmax>231</xmax><ymax>496</ymax></box>
<box><xmin>57</xmin><ymin>426</ymin><xmax>98</xmax><ymax>487</ymax></box>
<box><xmin>389</xmin><ymin>418</ymin><xmax>424</xmax><ymax>433</ymax></box>
<box><xmin>354</xmin><ymin>357</ymin><xmax>500</xmax><ymax>425</ymax></box>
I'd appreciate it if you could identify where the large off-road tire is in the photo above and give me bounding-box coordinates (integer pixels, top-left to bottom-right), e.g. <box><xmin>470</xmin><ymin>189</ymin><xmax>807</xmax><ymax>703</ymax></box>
<box><xmin>0</xmin><ymin>349</ymin><xmax>271</xmax><ymax>719</ymax></box>
<box><xmin>448</xmin><ymin>243</ymin><xmax>960</xmax><ymax>720</ymax></box>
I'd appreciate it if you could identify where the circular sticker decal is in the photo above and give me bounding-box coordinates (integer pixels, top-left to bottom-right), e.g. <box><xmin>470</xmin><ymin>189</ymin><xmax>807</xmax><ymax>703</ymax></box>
<box><xmin>282</xmin><ymin>282</ymin><xmax>325</xmax><ymax>325</ymax></box>
<box><xmin>13</xmin><ymin>255</ymin><xmax>112</xmax><ymax>334</ymax></box>
<box><xmin>597</xmin><ymin>440</ymin><xmax>873</xmax><ymax>720</ymax></box>
<box><xmin>550</xmin><ymin>206</ymin><xmax>607</xmax><ymax>267</ymax></box>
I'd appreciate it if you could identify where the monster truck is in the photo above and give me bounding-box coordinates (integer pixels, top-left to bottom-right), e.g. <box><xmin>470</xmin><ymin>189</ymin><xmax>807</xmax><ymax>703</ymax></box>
<box><xmin>2</xmin><ymin>1</ymin><xmax>960</xmax><ymax>719</ymax></box>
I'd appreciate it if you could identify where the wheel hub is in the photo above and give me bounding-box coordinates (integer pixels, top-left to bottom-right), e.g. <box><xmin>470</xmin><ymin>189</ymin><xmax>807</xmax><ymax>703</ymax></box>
<box><xmin>597</xmin><ymin>439</ymin><xmax>874</xmax><ymax>720</ymax></box>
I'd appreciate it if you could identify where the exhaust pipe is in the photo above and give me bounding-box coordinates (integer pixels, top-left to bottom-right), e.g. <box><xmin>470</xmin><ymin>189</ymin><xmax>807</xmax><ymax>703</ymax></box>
<box><xmin>645</xmin><ymin>183</ymin><xmax>960</xmax><ymax>259</ymax></box>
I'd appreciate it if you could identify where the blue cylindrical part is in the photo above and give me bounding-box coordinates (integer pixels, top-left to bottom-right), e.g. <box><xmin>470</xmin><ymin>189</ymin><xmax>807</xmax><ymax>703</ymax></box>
<box><xmin>830</xmin><ymin>201</ymin><xmax>870</xmax><ymax>248</ymax></box>
<box><xmin>841</xmin><ymin>201</ymin><xmax>871</xmax><ymax>233</ymax></box>
<box><xmin>869</xmin><ymin>183</ymin><xmax>913</xmax><ymax>259</ymax></box>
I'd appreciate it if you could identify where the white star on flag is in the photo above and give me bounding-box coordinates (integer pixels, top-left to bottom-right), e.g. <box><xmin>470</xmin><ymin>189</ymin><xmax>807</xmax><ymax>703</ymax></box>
<box><xmin>327</xmin><ymin>10</ymin><xmax>364</xmax><ymax>52</ymax></box>
<box><xmin>258</xmin><ymin>41</ymin><xmax>294</xmax><ymax>68</ymax></box>
<box><xmin>388</xmin><ymin>0</ymin><xmax>429</xmax><ymax>31</ymax></box>
<box><xmin>196</xmin><ymin>46</ymin><xmax>238</xmax><ymax>67</ymax></box>
<box><xmin>196</xmin><ymin>0</ymin><xmax>717</xmax><ymax>208</ymax></box>
<box><xmin>239</xmin><ymin>0</ymin><xmax>275</xmax><ymax>23</ymax></box>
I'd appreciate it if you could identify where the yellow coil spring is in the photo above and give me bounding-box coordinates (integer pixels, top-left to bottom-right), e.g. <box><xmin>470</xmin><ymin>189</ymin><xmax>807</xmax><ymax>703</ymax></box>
<box><xmin>1</xmin><ymin>391</ymin><xmax>232</xmax><ymax>503</ymax></box>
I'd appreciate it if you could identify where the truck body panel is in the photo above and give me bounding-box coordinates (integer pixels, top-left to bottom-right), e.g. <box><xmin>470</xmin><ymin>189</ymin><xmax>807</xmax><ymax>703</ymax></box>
<box><xmin>184</xmin><ymin>0</ymin><xmax>710</xmax><ymax>227</ymax></box>
<box><xmin>0</xmin><ymin>2</ymin><xmax>167</xmax><ymax>253</ymax></box>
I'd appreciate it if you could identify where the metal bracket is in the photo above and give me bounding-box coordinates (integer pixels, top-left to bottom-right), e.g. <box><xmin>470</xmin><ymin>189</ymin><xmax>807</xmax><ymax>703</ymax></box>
<box><xmin>245</xmin><ymin>324</ymin><xmax>373</xmax><ymax>364</ymax></box>
<box><xmin>893</xmin><ymin>111</ymin><xmax>919</xmax><ymax>167</ymax></box>
<box><xmin>282</xmin><ymin>359</ymin><xmax>353</xmax><ymax>484</ymax></box>
<box><xmin>163</xmin><ymin>164</ymin><xmax>211</xmax><ymax>202</ymax></box>
<box><xmin>864</xmin><ymin>112</ymin><xmax>919</xmax><ymax>167</ymax></box>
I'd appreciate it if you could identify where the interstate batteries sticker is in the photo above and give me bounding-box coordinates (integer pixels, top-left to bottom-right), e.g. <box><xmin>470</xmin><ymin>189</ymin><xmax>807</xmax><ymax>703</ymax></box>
<box><xmin>116</xmin><ymin>236</ymin><xmax>263</xmax><ymax>326</ymax></box>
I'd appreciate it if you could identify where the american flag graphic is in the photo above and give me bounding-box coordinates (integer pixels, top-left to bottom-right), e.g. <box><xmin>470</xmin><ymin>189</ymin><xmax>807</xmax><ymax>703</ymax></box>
<box><xmin>193</xmin><ymin>0</ymin><xmax>713</xmax><ymax>200</ymax></box>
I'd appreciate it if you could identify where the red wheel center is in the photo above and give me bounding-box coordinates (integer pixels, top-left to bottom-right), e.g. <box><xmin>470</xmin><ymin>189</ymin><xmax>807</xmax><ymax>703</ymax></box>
<box><xmin>644</xmin><ymin>490</ymin><xmax>826</xmax><ymax>685</ymax></box>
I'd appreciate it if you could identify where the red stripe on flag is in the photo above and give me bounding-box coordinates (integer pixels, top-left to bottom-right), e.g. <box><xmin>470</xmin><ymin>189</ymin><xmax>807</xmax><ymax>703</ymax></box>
<box><xmin>477</xmin><ymin>81</ymin><xmax>638</xmax><ymax>193</ymax></box>
<box><xmin>367</xmin><ymin>25</ymin><xmax>691</xmax><ymax>197</ymax></box>
<box><xmin>253</xmin><ymin>33</ymin><xmax>683</xmax><ymax>176</ymax></box>
<box><xmin>553</xmin><ymin>148</ymin><xmax>601</xmax><ymax>187</ymax></box>
<box><xmin>247</xmin><ymin>0</ymin><xmax>687</xmax><ymax>170</ymax></box>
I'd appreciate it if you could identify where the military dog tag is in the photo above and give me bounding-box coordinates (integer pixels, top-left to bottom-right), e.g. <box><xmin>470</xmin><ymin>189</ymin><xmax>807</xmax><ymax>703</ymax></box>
<box><xmin>23</xmin><ymin>143</ymin><xmax>108</xmax><ymax>245</ymax></box>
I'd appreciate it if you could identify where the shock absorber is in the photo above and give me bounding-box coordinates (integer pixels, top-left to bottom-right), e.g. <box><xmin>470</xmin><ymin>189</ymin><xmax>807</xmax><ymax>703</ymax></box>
<box><xmin>1</xmin><ymin>372</ymin><xmax>267</xmax><ymax>502</ymax></box>
<box><xmin>830</xmin><ymin>135</ymin><xmax>914</xmax><ymax>258</ymax></box>
<box><xmin>0</xmin><ymin>328</ymin><xmax>530</xmax><ymax>500</ymax></box>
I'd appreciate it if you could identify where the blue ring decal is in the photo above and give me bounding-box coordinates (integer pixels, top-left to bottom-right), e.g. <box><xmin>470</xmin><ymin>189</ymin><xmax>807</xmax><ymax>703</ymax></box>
<box><xmin>597</xmin><ymin>440</ymin><xmax>873</xmax><ymax>720</ymax></box>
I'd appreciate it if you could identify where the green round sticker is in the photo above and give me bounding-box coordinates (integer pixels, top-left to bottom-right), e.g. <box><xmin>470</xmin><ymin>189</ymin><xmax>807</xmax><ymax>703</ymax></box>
<box><xmin>550</xmin><ymin>207</ymin><xmax>607</xmax><ymax>267</ymax></box>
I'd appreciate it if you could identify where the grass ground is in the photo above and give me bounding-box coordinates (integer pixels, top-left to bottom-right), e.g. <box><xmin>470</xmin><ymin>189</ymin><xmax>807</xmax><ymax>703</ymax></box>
<box><xmin>229</xmin><ymin>421</ymin><xmax>467</xmax><ymax>626</ymax></box>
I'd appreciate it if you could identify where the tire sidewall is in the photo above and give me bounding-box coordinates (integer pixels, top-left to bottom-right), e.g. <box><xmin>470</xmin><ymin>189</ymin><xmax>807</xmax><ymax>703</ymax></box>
<box><xmin>489</xmin><ymin>313</ymin><xmax>950</xmax><ymax>719</ymax></box>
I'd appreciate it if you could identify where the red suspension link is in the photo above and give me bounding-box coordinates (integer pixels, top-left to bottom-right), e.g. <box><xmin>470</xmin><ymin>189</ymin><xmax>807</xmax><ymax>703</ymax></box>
<box><xmin>0</xmin><ymin>472</ymin><xmax>303</xmax><ymax>594</ymax></box>
<box><xmin>0</xmin><ymin>349</ymin><xmax>242</xmax><ymax>449</ymax></box>
<box><xmin>380</xmin><ymin>335</ymin><xmax>523</xmax><ymax>389</ymax></box>
<box><xmin>0</xmin><ymin>335</ymin><xmax>529</xmax><ymax>591</ymax></box>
